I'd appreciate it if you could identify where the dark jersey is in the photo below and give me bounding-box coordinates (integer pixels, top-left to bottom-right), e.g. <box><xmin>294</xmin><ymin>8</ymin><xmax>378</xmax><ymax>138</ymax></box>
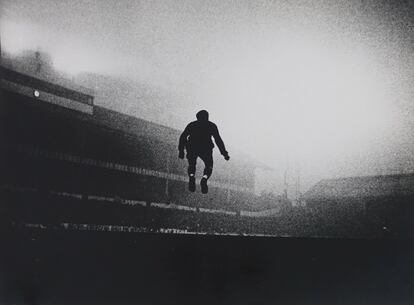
<box><xmin>178</xmin><ymin>120</ymin><xmax>227</xmax><ymax>155</ymax></box>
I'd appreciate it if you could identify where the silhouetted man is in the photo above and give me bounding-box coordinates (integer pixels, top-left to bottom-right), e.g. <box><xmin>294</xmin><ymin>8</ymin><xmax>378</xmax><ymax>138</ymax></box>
<box><xmin>179</xmin><ymin>110</ymin><xmax>230</xmax><ymax>194</ymax></box>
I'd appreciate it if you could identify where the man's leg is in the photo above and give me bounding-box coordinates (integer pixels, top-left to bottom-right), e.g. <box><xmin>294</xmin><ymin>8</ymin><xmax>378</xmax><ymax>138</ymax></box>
<box><xmin>187</xmin><ymin>151</ymin><xmax>197</xmax><ymax>192</ymax></box>
<box><xmin>199</xmin><ymin>150</ymin><xmax>213</xmax><ymax>194</ymax></box>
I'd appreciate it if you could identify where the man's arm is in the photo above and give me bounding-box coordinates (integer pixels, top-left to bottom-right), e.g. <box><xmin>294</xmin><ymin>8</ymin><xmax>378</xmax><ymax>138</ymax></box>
<box><xmin>178</xmin><ymin>124</ymin><xmax>190</xmax><ymax>158</ymax></box>
<box><xmin>212</xmin><ymin>124</ymin><xmax>230</xmax><ymax>160</ymax></box>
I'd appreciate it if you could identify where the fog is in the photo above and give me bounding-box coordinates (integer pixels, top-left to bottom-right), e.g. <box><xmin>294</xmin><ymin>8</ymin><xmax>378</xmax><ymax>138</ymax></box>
<box><xmin>2</xmin><ymin>0</ymin><xmax>414</xmax><ymax>193</ymax></box>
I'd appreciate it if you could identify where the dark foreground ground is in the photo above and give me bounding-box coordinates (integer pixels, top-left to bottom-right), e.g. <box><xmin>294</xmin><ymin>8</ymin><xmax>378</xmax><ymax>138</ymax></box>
<box><xmin>1</xmin><ymin>229</ymin><xmax>414</xmax><ymax>305</ymax></box>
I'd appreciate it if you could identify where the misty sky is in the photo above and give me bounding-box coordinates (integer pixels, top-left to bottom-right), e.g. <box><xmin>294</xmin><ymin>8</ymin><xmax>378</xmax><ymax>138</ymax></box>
<box><xmin>2</xmin><ymin>0</ymin><xmax>414</xmax><ymax>191</ymax></box>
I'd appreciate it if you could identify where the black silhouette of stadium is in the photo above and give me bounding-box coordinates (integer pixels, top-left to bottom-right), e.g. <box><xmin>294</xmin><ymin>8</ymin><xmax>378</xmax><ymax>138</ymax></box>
<box><xmin>2</xmin><ymin>64</ymin><xmax>414</xmax><ymax>239</ymax></box>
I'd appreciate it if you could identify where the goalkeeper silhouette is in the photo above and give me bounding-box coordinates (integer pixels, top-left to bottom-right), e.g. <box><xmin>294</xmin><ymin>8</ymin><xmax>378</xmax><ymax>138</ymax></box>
<box><xmin>178</xmin><ymin>110</ymin><xmax>230</xmax><ymax>194</ymax></box>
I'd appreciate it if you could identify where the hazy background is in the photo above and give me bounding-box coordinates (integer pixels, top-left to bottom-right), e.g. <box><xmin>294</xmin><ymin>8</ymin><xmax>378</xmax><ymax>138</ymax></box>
<box><xmin>2</xmin><ymin>0</ymin><xmax>414</xmax><ymax>194</ymax></box>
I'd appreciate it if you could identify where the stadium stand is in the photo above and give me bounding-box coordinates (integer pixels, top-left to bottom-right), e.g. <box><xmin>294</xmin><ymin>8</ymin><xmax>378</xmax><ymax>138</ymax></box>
<box><xmin>303</xmin><ymin>175</ymin><xmax>414</xmax><ymax>238</ymax></box>
<box><xmin>1</xmin><ymin>65</ymin><xmax>296</xmax><ymax>236</ymax></box>
<box><xmin>3</xmin><ymin>63</ymin><xmax>413</xmax><ymax>238</ymax></box>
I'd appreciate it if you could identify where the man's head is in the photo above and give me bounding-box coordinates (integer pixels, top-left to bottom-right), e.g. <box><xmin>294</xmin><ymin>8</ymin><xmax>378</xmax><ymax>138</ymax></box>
<box><xmin>196</xmin><ymin>110</ymin><xmax>209</xmax><ymax>121</ymax></box>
